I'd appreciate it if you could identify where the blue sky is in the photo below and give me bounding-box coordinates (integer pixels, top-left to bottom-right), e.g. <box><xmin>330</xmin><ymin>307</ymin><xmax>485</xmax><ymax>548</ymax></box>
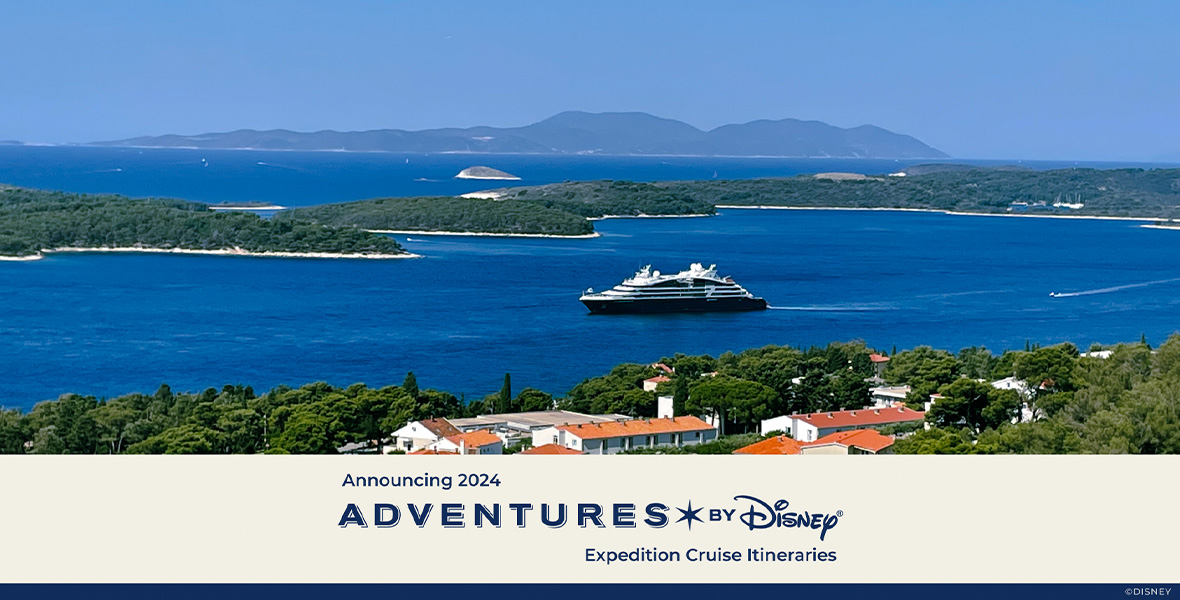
<box><xmin>1</xmin><ymin>0</ymin><xmax>1177</xmax><ymax>160</ymax></box>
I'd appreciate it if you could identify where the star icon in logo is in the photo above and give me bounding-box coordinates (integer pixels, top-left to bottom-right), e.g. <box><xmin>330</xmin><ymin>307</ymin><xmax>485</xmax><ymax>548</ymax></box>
<box><xmin>675</xmin><ymin>501</ymin><xmax>704</xmax><ymax>531</ymax></box>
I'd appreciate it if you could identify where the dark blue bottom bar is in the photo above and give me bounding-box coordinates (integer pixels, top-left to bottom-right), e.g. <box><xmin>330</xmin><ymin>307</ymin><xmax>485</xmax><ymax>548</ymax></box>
<box><xmin>0</xmin><ymin>584</ymin><xmax>1175</xmax><ymax>600</ymax></box>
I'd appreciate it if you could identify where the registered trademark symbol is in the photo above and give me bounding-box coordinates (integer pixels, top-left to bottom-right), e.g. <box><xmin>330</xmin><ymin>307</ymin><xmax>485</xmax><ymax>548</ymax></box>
<box><xmin>836</xmin><ymin>510</ymin><xmax>843</xmax><ymax>517</ymax></box>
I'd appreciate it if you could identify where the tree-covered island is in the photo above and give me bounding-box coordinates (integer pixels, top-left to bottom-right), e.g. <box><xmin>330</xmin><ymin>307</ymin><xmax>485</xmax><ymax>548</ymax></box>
<box><xmin>0</xmin><ymin>186</ymin><xmax>408</xmax><ymax>259</ymax></box>
<box><xmin>282</xmin><ymin>180</ymin><xmax>715</xmax><ymax>236</ymax></box>
<box><xmin>2</xmin><ymin>334</ymin><xmax>1179</xmax><ymax>454</ymax></box>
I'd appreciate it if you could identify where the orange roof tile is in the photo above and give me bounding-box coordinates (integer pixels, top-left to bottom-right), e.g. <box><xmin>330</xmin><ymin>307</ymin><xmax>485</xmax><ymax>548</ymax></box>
<box><xmin>557</xmin><ymin>416</ymin><xmax>714</xmax><ymax>440</ymax></box>
<box><xmin>421</xmin><ymin>418</ymin><xmax>461</xmax><ymax>438</ymax></box>
<box><xmin>518</xmin><ymin>443</ymin><xmax>584</xmax><ymax>455</ymax></box>
<box><xmin>407</xmin><ymin>448</ymin><xmax>459</xmax><ymax>455</ymax></box>
<box><xmin>445</xmin><ymin>429</ymin><xmax>502</xmax><ymax>448</ymax></box>
<box><xmin>643</xmin><ymin>375</ymin><xmax>672</xmax><ymax>384</ymax></box>
<box><xmin>789</xmin><ymin>406</ymin><xmax>924</xmax><ymax>428</ymax></box>
<box><xmin>733</xmin><ymin>436</ymin><xmax>804</xmax><ymax>455</ymax></box>
<box><xmin>652</xmin><ymin>363</ymin><xmax>675</xmax><ymax>374</ymax></box>
<box><xmin>807</xmin><ymin>429</ymin><xmax>895</xmax><ymax>453</ymax></box>
<box><xmin>869</xmin><ymin>353</ymin><xmax>890</xmax><ymax>363</ymax></box>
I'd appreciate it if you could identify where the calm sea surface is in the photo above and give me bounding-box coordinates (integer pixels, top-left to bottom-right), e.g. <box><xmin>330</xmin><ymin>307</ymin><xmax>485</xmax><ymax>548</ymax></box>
<box><xmin>1</xmin><ymin>147</ymin><xmax>1179</xmax><ymax>409</ymax></box>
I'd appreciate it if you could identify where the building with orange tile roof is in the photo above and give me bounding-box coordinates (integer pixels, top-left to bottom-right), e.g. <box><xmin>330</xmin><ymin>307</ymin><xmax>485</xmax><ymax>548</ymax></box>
<box><xmin>789</xmin><ymin>406</ymin><xmax>924</xmax><ymax>443</ymax></box>
<box><xmin>799</xmin><ymin>429</ymin><xmax>895</xmax><ymax>455</ymax></box>
<box><xmin>407</xmin><ymin>448</ymin><xmax>460</xmax><ymax>455</ymax></box>
<box><xmin>733</xmin><ymin>435</ymin><xmax>804</xmax><ymax>455</ymax></box>
<box><xmin>450</xmin><ymin>410</ymin><xmax>633</xmax><ymax>448</ymax></box>
<box><xmin>733</xmin><ymin>429</ymin><xmax>896</xmax><ymax>456</ymax></box>
<box><xmin>518</xmin><ymin>443</ymin><xmax>584</xmax><ymax>455</ymax></box>
<box><xmin>431</xmin><ymin>429</ymin><xmax>504</xmax><ymax>455</ymax></box>
<box><xmin>534</xmin><ymin>416</ymin><xmax>717</xmax><ymax>455</ymax></box>
<box><xmin>869</xmin><ymin>353</ymin><xmax>890</xmax><ymax>378</ymax></box>
<box><xmin>389</xmin><ymin>417</ymin><xmax>463</xmax><ymax>453</ymax></box>
<box><xmin>642</xmin><ymin>375</ymin><xmax>672</xmax><ymax>392</ymax></box>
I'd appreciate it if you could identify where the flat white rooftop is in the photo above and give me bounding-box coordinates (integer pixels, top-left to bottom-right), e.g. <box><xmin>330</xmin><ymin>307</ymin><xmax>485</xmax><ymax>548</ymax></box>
<box><xmin>450</xmin><ymin>410</ymin><xmax>633</xmax><ymax>431</ymax></box>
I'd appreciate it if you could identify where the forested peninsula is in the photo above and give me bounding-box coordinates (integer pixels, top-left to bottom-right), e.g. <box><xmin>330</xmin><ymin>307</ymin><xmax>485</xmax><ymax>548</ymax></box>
<box><xmin>0</xmin><ymin>186</ymin><xmax>408</xmax><ymax>259</ymax></box>
<box><xmin>283</xmin><ymin>181</ymin><xmax>713</xmax><ymax>236</ymax></box>
<box><xmin>490</xmin><ymin>166</ymin><xmax>1180</xmax><ymax>220</ymax></box>
<box><xmin>3</xmin><ymin>334</ymin><xmax>1179</xmax><ymax>455</ymax></box>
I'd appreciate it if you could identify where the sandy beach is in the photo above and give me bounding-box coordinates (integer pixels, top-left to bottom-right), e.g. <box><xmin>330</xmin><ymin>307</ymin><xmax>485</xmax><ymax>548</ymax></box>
<box><xmin>207</xmin><ymin>205</ymin><xmax>288</xmax><ymax>211</ymax></box>
<box><xmin>367</xmin><ymin>229</ymin><xmax>600</xmax><ymax>239</ymax></box>
<box><xmin>588</xmin><ymin>213</ymin><xmax>714</xmax><ymax>221</ymax></box>
<box><xmin>6</xmin><ymin>246</ymin><xmax>421</xmax><ymax>261</ymax></box>
<box><xmin>716</xmin><ymin>205</ymin><xmax>1160</xmax><ymax>222</ymax></box>
<box><xmin>454</xmin><ymin>174</ymin><xmax>520</xmax><ymax>181</ymax></box>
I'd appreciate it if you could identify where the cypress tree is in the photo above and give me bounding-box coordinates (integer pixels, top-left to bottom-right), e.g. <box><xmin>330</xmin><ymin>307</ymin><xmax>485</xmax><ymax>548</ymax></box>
<box><xmin>402</xmin><ymin>372</ymin><xmax>419</xmax><ymax>398</ymax></box>
<box><xmin>499</xmin><ymin>373</ymin><xmax>512</xmax><ymax>413</ymax></box>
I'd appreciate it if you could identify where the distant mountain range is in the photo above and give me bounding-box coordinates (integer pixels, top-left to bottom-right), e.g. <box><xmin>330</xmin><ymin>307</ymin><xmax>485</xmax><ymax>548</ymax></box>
<box><xmin>93</xmin><ymin>112</ymin><xmax>948</xmax><ymax>158</ymax></box>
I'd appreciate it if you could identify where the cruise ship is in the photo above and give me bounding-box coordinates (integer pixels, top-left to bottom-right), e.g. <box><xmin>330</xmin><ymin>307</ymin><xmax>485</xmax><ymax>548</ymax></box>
<box><xmin>580</xmin><ymin>264</ymin><xmax>767</xmax><ymax>314</ymax></box>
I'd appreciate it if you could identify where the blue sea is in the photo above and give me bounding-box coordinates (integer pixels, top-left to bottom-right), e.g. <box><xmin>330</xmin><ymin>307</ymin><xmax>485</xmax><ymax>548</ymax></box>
<box><xmin>2</xmin><ymin>146</ymin><xmax>1179</xmax><ymax>410</ymax></box>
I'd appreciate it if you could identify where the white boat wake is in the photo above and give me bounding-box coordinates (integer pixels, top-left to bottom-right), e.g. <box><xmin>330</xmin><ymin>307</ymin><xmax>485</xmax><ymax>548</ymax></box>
<box><xmin>256</xmin><ymin>161</ymin><xmax>306</xmax><ymax>171</ymax></box>
<box><xmin>767</xmin><ymin>304</ymin><xmax>896</xmax><ymax>312</ymax></box>
<box><xmin>1049</xmin><ymin>277</ymin><xmax>1180</xmax><ymax>298</ymax></box>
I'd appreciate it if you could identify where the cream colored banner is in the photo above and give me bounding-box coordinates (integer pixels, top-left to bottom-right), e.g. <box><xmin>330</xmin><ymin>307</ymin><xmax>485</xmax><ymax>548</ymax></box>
<box><xmin>0</xmin><ymin>456</ymin><xmax>1175</xmax><ymax>583</ymax></box>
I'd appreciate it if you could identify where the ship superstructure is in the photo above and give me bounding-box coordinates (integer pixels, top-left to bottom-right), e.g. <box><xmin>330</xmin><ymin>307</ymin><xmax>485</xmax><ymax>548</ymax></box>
<box><xmin>580</xmin><ymin>263</ymin><xmax>767</xmax><ymax>314</ymax></box>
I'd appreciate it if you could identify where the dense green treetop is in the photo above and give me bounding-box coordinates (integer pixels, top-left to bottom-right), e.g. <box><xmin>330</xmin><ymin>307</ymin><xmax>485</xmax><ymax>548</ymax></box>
<box><xmin>286</xmin><ymin>196</ymin><xmax>594</xmax><ymax>236</ymax></box>
<box><xmin>4</xmin><ymin>335</ymin><xmax>1180</xmax><ymax>454</ymax></box>
<box><xmin>495</xmin><ymin>180</ymin><xmax>716</xmax><ymax>218</ymax></box>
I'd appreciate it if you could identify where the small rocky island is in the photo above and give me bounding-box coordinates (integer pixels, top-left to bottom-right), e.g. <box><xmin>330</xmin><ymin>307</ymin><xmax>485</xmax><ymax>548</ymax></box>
<box><xmin>455</xmin><ymin>166</ymin><xmax>520</xmax><ymax>180</ymax></box>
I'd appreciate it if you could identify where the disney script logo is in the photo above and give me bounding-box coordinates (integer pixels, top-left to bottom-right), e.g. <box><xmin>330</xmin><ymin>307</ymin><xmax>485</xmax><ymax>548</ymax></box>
<box><xmin>732</xmin><ymin>495</ymin><xmax>842</xmax><ymax>541</ymax></box>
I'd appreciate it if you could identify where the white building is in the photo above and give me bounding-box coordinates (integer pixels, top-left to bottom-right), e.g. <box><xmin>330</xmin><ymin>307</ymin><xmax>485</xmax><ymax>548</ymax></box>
<box><xmin>534</xmin><ymin>416</ymin><xmax>717</xmax><ymax>455</ymax></box>
<box><xmin>869</xmin><ymin>385</ymin><xmax>911</xmax><ymax>408</ymax></box>
<box><xmin>990</xmin><ymin>376</ymin><xmax>1036</xmax><ymax>423</ymax></box>
<box><xmin>429</xmin><ymin>429</ymin><xmax>504</xmax><ymax>455</ymax></box>
<box><xmin>657</xmin><ymin>395</ymin><xmax>674</xmax><ymax>419</ymax></box>
<box><xmin>991</xmin><ymin>376</ymin><xmax>1031</xmax><ymax>397</ymax></box>
<box><xmin>450</xmin><ymin>410</ymin><xmax>632</xmax><ymax>448</ymax></box>
<box><xmin>389</xmin><ymin>418</ymin><xmax>462</xmax><ymax>453</ymax></box>
<box><xmin>789</xmin><ymin>406</ymin><xmax>926</xmax><ymax>443</ymax></box>
<box><xmin>798</xmin><ymin>429</ymin><xmax>896</xmax><ymax>455</ymax></box>
<box><xmin>759</xmin><ymin>414</ymin><xmax>794</xmax><ymax>436</ymax></box>
<box><xmin>642</xmin><ymin>375</ymin><xmax>671</xmax><ymax>392</ymax></box>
